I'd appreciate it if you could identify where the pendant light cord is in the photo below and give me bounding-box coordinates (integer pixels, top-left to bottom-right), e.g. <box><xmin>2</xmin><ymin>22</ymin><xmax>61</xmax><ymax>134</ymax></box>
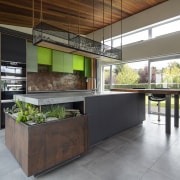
<box><xmin>121</xmin><ymin>0</ymin><xmax>123</xmax><ymax>59</ymax></box>
<box><xmin>40</xmin><ymin>0</ymin><xmax>43</xmax><ymax>22</ymax></box>
<box><xmin>93</xmin><ymin>0</ymin><xmax>95</xmax><ymax>42</ymax></box>
<box><xmin>111</xmin><ymin>0</ymin><xmax>112</xmax><ymax>49</ymax></box>
<box><xmin>68</xmin><ymin>0</ymin><xmax>70</xmax><ymax>32</ymax></box>
<box><xmin>32</xmin><ymin>0</ymin><xmax>34</xmax><ymax>27</ymax></box>
<box><xmin>78</xmin><ymin>0</ymin><xmax>80</xmax><ymax>35</ymax></box>
<box><xmin>103</xmin><ymin>0</ymin><xmax>105</xmax><ymax>48</ymax></box>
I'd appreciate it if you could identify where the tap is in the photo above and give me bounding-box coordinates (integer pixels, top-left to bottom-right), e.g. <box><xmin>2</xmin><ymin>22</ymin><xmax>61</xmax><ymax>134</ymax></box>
<box><xmin>86</xmin><ymin>77</ymin><xmax>97</xmax><ymax>92</ymax></box>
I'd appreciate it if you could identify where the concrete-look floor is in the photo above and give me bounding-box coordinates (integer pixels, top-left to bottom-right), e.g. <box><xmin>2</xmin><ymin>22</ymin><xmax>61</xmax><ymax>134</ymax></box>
<box><xmin>0</xmin><ymin>114</ymin><xmax>180</xmax><ymax>180</ymax></box>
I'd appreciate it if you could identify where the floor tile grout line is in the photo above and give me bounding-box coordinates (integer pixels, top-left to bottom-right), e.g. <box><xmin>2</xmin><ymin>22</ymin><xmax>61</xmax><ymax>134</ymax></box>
<box><xmin>139</xmin><ymin>143</ymin><xmax>176</xmax><ymax>180</ymax></box>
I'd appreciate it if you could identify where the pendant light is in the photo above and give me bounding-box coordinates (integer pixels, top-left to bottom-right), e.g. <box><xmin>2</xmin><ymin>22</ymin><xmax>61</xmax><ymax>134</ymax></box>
<box><xmin>32</xmin><ymin>0</ymin><xmax>122</xmax><ymax>61</ymax></box>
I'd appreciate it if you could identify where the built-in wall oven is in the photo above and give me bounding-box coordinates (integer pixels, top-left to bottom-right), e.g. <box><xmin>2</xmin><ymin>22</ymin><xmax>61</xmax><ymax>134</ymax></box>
<box><xmin>1</xmin><ymin>61</ymin><xmax>26</xmax><ymax>128</ymax></box>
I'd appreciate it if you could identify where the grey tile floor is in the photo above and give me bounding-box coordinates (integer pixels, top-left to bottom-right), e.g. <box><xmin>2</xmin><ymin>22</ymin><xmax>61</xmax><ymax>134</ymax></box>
<box><xmin>0</xmin><ymin>113</ymin><xmax>180</xmax><ymax>180</ymax></box>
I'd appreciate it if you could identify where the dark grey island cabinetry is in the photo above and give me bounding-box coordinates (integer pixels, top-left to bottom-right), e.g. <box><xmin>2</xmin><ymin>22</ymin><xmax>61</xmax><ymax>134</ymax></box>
<box><xmin>85</xmin><ymin>93</ymin><xmax>145</xmax><ymax>147</ymax></box>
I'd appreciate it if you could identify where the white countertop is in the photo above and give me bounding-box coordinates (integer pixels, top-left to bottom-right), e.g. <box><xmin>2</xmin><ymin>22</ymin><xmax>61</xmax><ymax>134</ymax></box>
<box><xmin>13</xmin><ymin>91</ymin><xmax>133</xmax><ymax>106</ymax></box>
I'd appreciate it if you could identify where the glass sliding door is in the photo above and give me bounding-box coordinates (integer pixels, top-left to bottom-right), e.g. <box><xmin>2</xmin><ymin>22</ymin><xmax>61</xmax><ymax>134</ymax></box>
<box><xmin>102</xmin><ymin>65</ymin><xmax>112</xmax><ymax>91</ymax></box>
<box><xmin>149</xmin><ymin>59</ymin><xmax>180</xmax><ymax>89</ymax></box>
<box><xmin>148</xmin><ymin>57</ymin><xmax>180</xmax><ymax>115</ymax></box>
<box><xmin>111</xmin><ymin>60</ymin><xmax>148</xmax><ymax>89</ymax></box>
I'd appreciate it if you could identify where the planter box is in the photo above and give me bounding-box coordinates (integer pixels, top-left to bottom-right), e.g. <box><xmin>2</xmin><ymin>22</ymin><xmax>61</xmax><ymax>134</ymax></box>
<box><xmin>5</xmin><ymin>113</ymin><xmax>88</xmax><ymax>176</ymax></box>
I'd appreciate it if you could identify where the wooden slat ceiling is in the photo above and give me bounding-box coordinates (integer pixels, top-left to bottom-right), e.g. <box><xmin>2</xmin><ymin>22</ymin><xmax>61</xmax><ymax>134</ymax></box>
<box><xmin>0</xmin><ymin>0</ymin><xmax>167</xmax><ymax>35</ymax></box>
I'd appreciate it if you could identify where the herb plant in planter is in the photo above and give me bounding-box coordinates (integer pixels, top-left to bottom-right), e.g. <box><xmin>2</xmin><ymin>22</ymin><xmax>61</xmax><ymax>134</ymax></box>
<box><xmin>5</xmin><ymin>100</ymin><xmax>82</xmax><ymax>125</ymax></box>
<box><xmin>5</xmin><ymin>99</ymin><xmax>45</xmax><ymax>124</ymax></box>
<box><xmin>45</xmin><ymin>105</ymin><xmax>66</xmax><ymax>121</ymax></box>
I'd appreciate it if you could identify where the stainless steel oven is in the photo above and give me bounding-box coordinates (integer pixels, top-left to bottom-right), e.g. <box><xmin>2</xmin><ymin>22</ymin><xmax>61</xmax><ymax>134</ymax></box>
<box><xmin>1</xmin><ymin>61</ymin><xmax>26</xmax><ymax>128</ymax></box>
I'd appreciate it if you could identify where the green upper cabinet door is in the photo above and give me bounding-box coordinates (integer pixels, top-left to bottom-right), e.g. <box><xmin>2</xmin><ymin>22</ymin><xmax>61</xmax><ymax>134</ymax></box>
<box><xmin>63</xmin><ymin>52</ymin><xmax>73</xmax><ymax>73</ymax></box>
<box><xmin>73</xmin><ymin>54</ymin><xmax>84</xmax><ymax>71</ymax></box>
<box><xmin>26</xmin><ymin>42</ymin><xmax>38</xmax><ymax>72</ymax></box>
<box><xmin>52</xmin><ymin>50</ymin><xmax>64</xmax><ymax>72</ymax></box>
<box><xmin>38</xmin><ymin>46</ymin><xmax>52</xmax><ymax>65</ymax></box>
<box><xmin>84</xmin><ymin>57</ymin><xmax>91</xmax><ymax>77</ymax></box>
<box><xmin>52</xmin><ymin>50</ymin><xmax>73</xmax><ymax>73</ymax></box>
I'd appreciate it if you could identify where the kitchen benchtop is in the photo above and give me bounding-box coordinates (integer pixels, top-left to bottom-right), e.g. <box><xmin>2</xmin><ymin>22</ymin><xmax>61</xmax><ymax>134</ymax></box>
<box><xmin>13</xmin><ymin>91</ymin><xmax>134</xmax><ymax>106</ymax></box>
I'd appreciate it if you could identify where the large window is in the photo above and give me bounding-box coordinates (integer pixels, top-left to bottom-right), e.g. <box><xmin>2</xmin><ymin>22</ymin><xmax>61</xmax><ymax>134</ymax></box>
<box><xmin>152</xmin><ymin>19</ymin><xmax>180</xmax><ymax>38</ymax></box>
<box><xmin>109</xmin><ymin>60</ymin><xmax>148</xmax><ymax>89</ymax></box>
<box><xmin>103</xmin><ymin>66</ymin><xmax>111</xmax><ymax>91</ymax></box>
<box><xmin>149</xmin><ymin>58</ymin><xmax>180</xmax><ymax>89</ymax></box>
<box><xmin>104</xmin><ymin>16</ymin><xmax>180</xmax><ymax>47</ymax></box>
<box><xmin>121</xmin><ymin>30</ymin><xmax>148</xmax><ymax>46</ymax></box>
<box><xmin>102</xmin><ymin>57</ymin><xmax>180</xmax><ymax>91</ymax></box>
<box><xmin>148</xmin><ymin>57</ymin><xmax>180</xmax><ymax>115</ymax></box>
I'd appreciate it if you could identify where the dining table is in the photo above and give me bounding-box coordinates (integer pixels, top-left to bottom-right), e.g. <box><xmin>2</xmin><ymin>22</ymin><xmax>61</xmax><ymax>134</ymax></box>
<box><xmin>111</xmin><ymin>88</ymin><xmax>180</xmax><ymax>134</ymax></box>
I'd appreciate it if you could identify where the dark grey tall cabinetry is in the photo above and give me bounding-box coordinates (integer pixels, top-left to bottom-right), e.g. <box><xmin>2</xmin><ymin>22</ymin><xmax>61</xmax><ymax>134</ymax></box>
<box><xmin>1</xmin><ymin>34</ymin><xmax>26</xmax><ymax>63</ymax></box>
<box><xmin>0</xmin><ymin>34</ymin><xmax>26</xmax><ymax>129</ymax></box>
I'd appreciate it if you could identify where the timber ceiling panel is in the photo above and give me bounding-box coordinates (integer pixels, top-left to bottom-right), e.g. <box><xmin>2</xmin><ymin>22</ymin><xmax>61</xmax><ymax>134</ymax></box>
<box><xmin>0</xmin><ymin>0</ymin><xmax>167</xmax><ymax>35</ymax></box>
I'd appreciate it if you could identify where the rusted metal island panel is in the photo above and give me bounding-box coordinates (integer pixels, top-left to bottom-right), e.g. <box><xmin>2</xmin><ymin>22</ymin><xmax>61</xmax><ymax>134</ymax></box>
<box><xmin>5</xmin><ymin>113</ymin><xmax>88</xmax><ymax>176</ymax></box>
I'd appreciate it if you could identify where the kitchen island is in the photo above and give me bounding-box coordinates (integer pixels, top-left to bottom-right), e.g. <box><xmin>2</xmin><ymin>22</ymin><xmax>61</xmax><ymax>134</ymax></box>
<box><xmin>6</xmin><ymin>91</ymin><xmax>145</xmax><ymax>176</ymax></box>
<box><xmin>13</xmin><ymin>91</ymin><xmax>145</xmax><ymax>146</ymax></box>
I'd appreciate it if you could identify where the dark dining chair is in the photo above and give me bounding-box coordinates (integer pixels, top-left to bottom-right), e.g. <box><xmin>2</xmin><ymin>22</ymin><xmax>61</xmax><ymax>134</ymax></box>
<box><xmin>148</xmin><ymin>93</ymin><xmax>166</xmax><ymax>123</ymax></box>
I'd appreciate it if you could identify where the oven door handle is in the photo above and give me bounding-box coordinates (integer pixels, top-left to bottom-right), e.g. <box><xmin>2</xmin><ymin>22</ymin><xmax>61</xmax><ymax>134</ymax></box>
<box><xmin>1</xmin><ymin>99</ymin><xmax>14</xmax><ymax>103</ymax></box>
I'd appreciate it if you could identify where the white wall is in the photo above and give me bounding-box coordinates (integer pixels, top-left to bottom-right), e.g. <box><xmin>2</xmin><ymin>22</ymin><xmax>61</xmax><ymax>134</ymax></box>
<box><xmin>0</xmin><ymin>24</ymin><xmax>32</xmax><ymax>35</ymax></box>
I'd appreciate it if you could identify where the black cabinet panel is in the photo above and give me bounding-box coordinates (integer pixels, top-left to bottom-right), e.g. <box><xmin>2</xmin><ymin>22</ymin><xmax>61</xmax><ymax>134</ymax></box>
<box><xmin>85</xmin><ymin>95</ymin><xmax>113</xmax><ymax>146</ymax></box>
<box><xmin>1</xmin><ymin>91</ymin><xmax>26</xmax><ymax>100</ymax></box>
<box><xmin>85</xmin><ymin>93</ymin><xmax>145</xmax><ymax>147</ymax></box>
<box><xmin>1</xmin><ymin>102</ymin><xmax>15</xmax><ymax>129</ymax></box>
<box><xmin>1</xmin><ymin>34</ymin><xmax>26</xmax><ymax>63</ymax></box>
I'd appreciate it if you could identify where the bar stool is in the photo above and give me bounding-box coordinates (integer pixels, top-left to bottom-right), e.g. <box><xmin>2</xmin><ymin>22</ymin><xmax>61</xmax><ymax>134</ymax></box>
<box><xmin>148</xmin><ymin>93</ymin><xmax>166</xmax><ymax>124</ymax></box>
